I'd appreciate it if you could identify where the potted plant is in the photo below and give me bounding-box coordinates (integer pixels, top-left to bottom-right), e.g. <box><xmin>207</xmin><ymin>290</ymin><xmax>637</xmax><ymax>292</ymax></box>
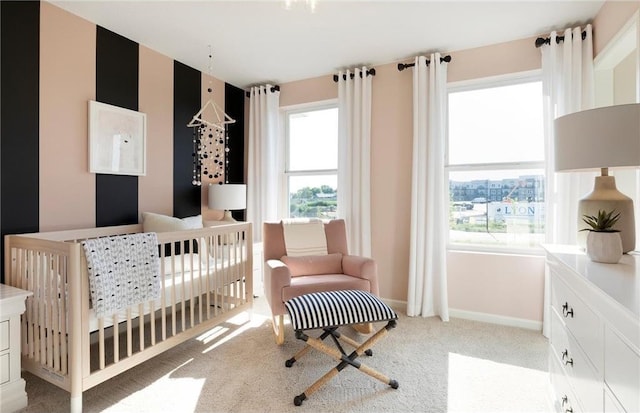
<box><xmin>580</xmin><ymin>209</ymin><xmax>623</xmax><ymax>263</ymax></box>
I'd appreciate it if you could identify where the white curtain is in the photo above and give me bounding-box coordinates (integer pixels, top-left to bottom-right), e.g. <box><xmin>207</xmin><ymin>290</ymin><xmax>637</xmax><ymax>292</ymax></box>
<box><xmin>541</xmin><ymin>24</ymin><xmax>595</xmax><ymax>336</ymax></box>
<box><xmin>247</xmin><ymin>84</ymin><xmax>281</xmax><ymax>242</ymax></box>
<box><xmin>407</xmin><ymin>54</ymin><xmax>449</xmax><ymax>321</ymax></box>
<box><xmin>337</xmin><ymin>67</ymin><xmax>372</xmax><ymax>257</ymax></box>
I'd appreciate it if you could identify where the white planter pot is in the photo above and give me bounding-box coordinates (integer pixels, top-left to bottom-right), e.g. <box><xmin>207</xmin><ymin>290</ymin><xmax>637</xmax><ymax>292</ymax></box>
<box><xmin>586</xmin><ymin>231</ymin><xmax>623</xmax><ymax>263</ymax></box>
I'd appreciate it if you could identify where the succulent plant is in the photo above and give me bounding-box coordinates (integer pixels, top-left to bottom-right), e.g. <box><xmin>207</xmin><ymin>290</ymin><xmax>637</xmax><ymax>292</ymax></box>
<box><xmin>580</xmin><ymin>209</ymin><xmax>621</xmax><ymax>232</ymax></box>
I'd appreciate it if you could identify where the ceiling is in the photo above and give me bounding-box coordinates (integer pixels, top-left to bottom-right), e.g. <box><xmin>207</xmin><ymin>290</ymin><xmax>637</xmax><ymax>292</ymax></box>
<box><xmin>50</xmin><ymin>0</ymin><xmax>605</xmax><ymax>89</ymax></box>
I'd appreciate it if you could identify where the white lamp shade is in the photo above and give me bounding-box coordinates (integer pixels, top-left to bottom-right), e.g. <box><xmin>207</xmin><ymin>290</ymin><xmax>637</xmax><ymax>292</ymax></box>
<box><xmin>208</xmin><ymin>184</ymin><xmax>247</xmax><ymax>211</ymax></box>
<box><xmin>554</xmin><ymin>103</ymin><xmax>640</xmax><ymax>172</ymax></box>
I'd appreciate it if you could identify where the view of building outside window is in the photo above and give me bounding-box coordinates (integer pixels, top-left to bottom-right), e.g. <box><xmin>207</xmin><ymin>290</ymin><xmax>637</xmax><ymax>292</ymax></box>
<box><xmin>285</xmin><ymin>106</ymin><xmax>338</xmax><ymax>219</ymax></box>
<box><xmin>447</xmin><ymin>79</ymin><xmax>545</xmax><ymax>249</ymax></box>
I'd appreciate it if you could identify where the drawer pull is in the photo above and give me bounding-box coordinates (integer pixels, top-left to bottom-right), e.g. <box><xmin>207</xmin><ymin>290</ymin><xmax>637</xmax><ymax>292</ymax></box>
<box><xmin>562</xmin><ymin>302</ymin><xmax>574</xmax><ymax>318</ymax></box>
<box><xmin>561</xmin><ymin>395</ymin><xmax>573</xmax><ymax>413</ymax></box>
<box><xmin>561</xmin><ymin>349</ymin><xmax>574</xmax><ymax>366</ymax></box>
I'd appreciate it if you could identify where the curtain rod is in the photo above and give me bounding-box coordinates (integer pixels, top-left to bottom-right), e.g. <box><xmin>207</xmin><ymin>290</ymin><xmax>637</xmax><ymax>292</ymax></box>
<box><xmin>535</xmin><ymin>30</ymin><xmax>587</xmax><ymax>48</ymax></box>
<box><xmin>397</xmin><ymin>55</ymin><xmax>452</xmax><ymax>71</ymax></box>
<box><xmin>245</xmin><ymin>85</ymin><xmax>280</xmax><ymax>98</ymax></box>
<box><xmin>332</xmin><ymin>68</ymin><xmax>376</xmax><ymax>83</ymax></box>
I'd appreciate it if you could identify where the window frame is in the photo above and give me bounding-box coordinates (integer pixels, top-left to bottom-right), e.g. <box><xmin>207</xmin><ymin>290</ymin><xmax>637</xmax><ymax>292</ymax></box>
<box><xmin>445</xmin><ymin>70</ymin><xmax>546</xmax><ymax>255</ymax></box>
<box><xmin>280</xmin><ymin>100</ymin><xmax>339</xmax><ymax>219</ymax></box>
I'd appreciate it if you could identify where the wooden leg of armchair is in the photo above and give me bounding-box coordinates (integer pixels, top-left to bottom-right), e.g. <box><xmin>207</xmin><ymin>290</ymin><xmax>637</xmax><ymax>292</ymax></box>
<box><xmin>352</xmin><ymin>323</ymin><xmax>373</xmax><ymax>334</ymax></box>
<box><xmin>272</xmin><ymin>314</ymin><xmax>285</xmax><ymax>345</ymax></box>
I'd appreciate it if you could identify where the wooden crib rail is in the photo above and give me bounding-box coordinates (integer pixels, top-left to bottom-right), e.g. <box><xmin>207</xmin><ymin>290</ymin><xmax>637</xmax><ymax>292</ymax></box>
<box><xmin>4</xmin><ymin>222</ymin><xmax>253</xmax><ymax>412</ymax></box>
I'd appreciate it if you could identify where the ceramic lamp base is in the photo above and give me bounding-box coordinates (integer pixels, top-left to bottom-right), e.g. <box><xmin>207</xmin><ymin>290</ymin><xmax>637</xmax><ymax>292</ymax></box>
<box><xmin>577</xmin><ymin>175</ymin><xmax>635</xmax><ymax>253</ymax></box>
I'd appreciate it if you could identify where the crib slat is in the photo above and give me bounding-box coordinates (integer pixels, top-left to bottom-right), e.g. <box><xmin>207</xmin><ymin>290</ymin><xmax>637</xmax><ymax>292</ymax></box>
<box><xmin>160</xmin><ymin>246</ymin><xmax>167</xmax><ymax>342</ymax></box>
<box><xmin>52</xmin><ymin>254</ymin><xmax>60</xmax><ymax>371</ymax></box>
<box><xmin>27</xmin><ymin>250</ymin><xmax>35</xmax><ymax>359</ymax></box>
<box><xmin>150</xmin><ymin>301</ymin><xmax>156</xmax><ymax>346</ymax></box>
<box><xmin>171</xmin><ymin>242</ymin><xmax>176</xmax><ymax>337</ymax></box>
<box><xmin>181</xmin><ymin>249</ymin><xmax>186</xmax><ymax>333</ymax></box>
<box><xmin>113</xmin><ymin>313</ymin><xmax>119</xmax><ymax>364</ymax></box>
<box><xmin>46</xmin><ymin>253</ymin><xmax>54</xmax><ymax>369</ymax></box>
<box><xmin>126</xmin><ymin>308</ymin><xmax>132</xmax><ymax>357</ymax></box>
<box><xmin>60</xmin><ymin>256</ymin><xmax>68</xmax><ymax>375</ymax></box>
<box><xmin>37</xmin><ymin>253</ymin><xmax>45</xmax><ymax>363</ymax></box>
<box><xmin>189</xmin><ymin>247</ymin><xmax>194</xmax><ymax>329</ymax></box>
<box><xmin>139</xmin><ymin>303</ymin><xmax>145</xmax><ymax>352</ymax></box>
<box><xmin>99</xmin><ymin>319</ymin><xmax>105</xmax><ymax>370</ymax></box>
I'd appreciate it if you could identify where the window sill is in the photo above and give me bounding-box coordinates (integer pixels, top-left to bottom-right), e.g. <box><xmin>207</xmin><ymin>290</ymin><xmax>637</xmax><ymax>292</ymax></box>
<box><xmin>446</xmin><ymin>243</ymin><xmax>546</xmax><ymax>257</ymax></box>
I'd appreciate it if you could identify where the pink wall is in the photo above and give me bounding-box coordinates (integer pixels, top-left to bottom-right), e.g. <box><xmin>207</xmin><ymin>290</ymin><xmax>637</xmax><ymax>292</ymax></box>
<box><xmin>39</xmin><ymin>2</ymin><xmax>96</xmax><ymax>231</ymax></box>
<box><xmin>593</xmin><ymin>1</ymin><xmax>640</xmax><ymax>57</ymax></box>
<box><xmin>139</xmin><ymin>46</ymin><xmax>174</xmax><ymax>217</ymax></box>
<box><xmin>448</xmin><ymin>251</ymin><xmax>545</xmax><ymax>321</ymax></box>
<box><xmin>448</xmin><ymin>36</ymin><xmax>541</xmax><ymax>83</ymax></box>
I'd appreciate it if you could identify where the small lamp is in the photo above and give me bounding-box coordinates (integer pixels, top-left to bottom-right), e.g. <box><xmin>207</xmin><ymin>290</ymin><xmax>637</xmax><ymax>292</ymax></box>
<box><xmin>208</xmin><ymin>183</ymin><xmax>247</xmax><ymax>222</ymax></box>
<box><xmin>554</xmin><ymin>103</ymin><xmax>640</xmax><ymax>253</ymax></box>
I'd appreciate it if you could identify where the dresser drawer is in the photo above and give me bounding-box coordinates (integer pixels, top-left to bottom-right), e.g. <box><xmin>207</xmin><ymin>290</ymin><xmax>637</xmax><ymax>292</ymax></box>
<box><xmin>551</xmin><ymin>353</ymin><xmax>583</xmax><ymax>413</ymax></box>
<box><xmin>551</xmin><ymin>272</ymin><xmax>603</xmax><ymax>372</ymax></box>
<box><xmin>0</xmin><ymin>353</ymin><xmax>9</xmax><ymax>385</ymax></box>
<box><xmin>0</xmin><ymin>321</ymin><xmax>8</xmax><ymax>352</ymax></box>
<box><xmin>551</xmin><ymin>310</ymin><xmax>603</xmax><ymax>412</ymax></box>
<box><xmin>605</xmin><ymin>385</ymin><xmax>625</xmax><ymax>413</ymax></box>
<box><xmin>605</xmin><ymin>327</ymin><xmax>640</xmax><ymax>413</ymax></box>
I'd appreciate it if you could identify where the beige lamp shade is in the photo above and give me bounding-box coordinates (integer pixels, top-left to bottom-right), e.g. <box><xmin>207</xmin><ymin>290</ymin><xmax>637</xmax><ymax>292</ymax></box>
<box><xmin>208</xmin><ymin>184</ymin><xmax>247</xmax><ymax>221</ymax></box>
<box><xmin>554</xmin><ymin>103</ymin><xmax>640</xmax><ymax>172</ymax></box>
<box><xmin>553</xmin><ymin>103</ymin><xmax>640</xmax><ymax>253</ymax></box>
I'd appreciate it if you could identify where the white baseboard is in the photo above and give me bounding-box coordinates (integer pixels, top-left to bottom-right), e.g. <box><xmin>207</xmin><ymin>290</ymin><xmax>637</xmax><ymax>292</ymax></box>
<box><xmin>448</xmin><ymin>308</ymin><xmax>542</xmax><ymax>331</ymax></box>
<box><xmin>380</xmin><ymin>297</ymin><xmax>542</xmax><ymax>331</ymax></box>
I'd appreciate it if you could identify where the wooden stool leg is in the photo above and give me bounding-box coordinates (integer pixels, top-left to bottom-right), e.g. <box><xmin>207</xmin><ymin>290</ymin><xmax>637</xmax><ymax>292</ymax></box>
<box><xmin>292</xmin><ymin>320</ymin><xmax>398</xmax><ymax>405</ymax></box>
<box><xmin>294</xmin><ymin>366</ymin><xmax>341</xmax><ymax>406</ymax></box>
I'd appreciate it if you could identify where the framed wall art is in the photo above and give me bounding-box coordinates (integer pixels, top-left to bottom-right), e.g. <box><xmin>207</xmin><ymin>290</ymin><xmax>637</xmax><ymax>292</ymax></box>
<box><xmin>89</xmin><ymin>100</ymin><xmax>147</xmax><ymax>176</ymax></box>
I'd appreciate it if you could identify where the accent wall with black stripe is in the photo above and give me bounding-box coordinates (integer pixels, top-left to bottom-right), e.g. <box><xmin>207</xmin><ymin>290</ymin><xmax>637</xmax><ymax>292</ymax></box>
<box><xmin>0</xmin><ymin>1</ymin><xmax>245</xmax><ymax>283</ymax></box>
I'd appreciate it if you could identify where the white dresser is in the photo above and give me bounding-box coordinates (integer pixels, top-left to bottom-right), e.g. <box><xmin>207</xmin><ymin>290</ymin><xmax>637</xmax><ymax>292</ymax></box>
<box><xmin>0</xmin><ymin>284</ymin><xmax>32</xmax><ymax>413</ymax></box>
<box><xmin>544</xmin><ymin>245</ymin><xmax>640</xmax><ymax>413</ymax></box>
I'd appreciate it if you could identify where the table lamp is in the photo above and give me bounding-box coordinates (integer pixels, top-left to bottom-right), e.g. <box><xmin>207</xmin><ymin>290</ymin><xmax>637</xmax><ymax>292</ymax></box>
<box><xmin>554</xmin><ymin>103</ymin><xmax>640</xmax><ymax>253</ymax></box>
<box><xmin>208</xmin><ymin>183</ymin><xmax>247</xmax><ymax>222</ymax></box>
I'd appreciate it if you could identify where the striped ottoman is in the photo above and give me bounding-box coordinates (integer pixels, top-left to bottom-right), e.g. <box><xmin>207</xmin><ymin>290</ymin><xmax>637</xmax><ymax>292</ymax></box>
<box><xmin>284</xmin><ymin>290</ymin><xmax>398</xmax><ymax>406</ymax></box>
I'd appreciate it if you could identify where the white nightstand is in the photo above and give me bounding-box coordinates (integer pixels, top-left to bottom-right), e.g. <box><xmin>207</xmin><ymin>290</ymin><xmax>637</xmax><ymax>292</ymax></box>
<box><xmin>0</xmin><ymin>284</ymin><xmax>32</xmax><ymax>413</ymax></box>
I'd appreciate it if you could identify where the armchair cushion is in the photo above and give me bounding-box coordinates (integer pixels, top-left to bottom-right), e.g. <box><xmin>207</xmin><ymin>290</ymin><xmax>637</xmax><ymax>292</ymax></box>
<box><xmin>281</xmin><ymin>253</ymin><xmax>343</xmax><ymax>277</ymax></box>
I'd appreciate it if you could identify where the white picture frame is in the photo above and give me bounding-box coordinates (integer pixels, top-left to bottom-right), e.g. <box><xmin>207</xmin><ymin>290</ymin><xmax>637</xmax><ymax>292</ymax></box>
<box><xmin>89</xmin><ymin>100</ymin><xmax>147</xmax><ymax>176</ymax></box>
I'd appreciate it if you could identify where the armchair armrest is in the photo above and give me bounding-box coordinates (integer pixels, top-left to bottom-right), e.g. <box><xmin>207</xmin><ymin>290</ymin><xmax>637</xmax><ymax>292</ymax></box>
<box><xmin>264</xmin><ymin>259</ymin><xmax>292</xmax><ymax>310</ymax></box>
<box><xmin>342</xmin><ymin>255</ymin><xmax>379</xmax><ymax>296</ymax></box>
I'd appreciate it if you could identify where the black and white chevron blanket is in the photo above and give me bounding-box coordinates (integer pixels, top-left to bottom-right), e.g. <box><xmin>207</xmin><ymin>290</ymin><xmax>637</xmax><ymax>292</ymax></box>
<box><xmin>285</xmin><ymin>290</ymin><xmax>397</xmax><ymax>331</ymax></box>
<box><xmin>82</xmin><ymin>232</ymin><xmax>160</xmax><ymax>318</ymax></box>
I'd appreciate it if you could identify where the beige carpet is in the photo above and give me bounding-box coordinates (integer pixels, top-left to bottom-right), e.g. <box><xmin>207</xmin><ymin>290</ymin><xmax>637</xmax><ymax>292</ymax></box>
<box><xmin>20</xmin><ymin>297</ymin><xmax>551</xmax><ymax>413</ymax></box>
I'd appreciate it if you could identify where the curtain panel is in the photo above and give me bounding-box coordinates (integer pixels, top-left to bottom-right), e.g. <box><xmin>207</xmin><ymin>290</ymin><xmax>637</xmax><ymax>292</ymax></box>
<box><xmin>337</xmin><ymin>67</ymin><xmax>373</xmax><ymax>257</ymax></box>
<box><xmin>541</xmin><ymin>24</ymin><xmax>595</xmax><ymax>337</ymax></box>
<box><xmin>247</xmin><ymin>84</ymin><xmax>281</xmax><ymax>242</ymax></box>
<box><xmin>407</xmin><ymin>54</ymin><xmax>449</xmax><ymax>320</ymax></box>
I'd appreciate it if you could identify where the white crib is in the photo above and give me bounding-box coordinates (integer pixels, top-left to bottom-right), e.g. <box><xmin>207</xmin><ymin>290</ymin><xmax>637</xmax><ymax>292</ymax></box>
<box><xmin>3</xmin><ymin>222</ymin><xmax>253</xmax><ymax>412</ymax></box>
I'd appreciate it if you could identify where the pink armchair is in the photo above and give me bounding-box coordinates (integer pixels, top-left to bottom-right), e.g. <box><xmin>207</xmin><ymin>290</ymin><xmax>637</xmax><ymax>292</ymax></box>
<box><xmin>263</xmin><ymin>219</ymin><xmax>379</xmax><ymax>344</ymax></box>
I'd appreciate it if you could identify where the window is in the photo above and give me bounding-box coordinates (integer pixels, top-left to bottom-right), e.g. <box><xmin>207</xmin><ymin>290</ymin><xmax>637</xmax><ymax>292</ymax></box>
<box><xmin>283</xmin><ymin>104</ymin><xmax>338</xmax><ymax>219</ymax></box>
<box><xmin>447</xmin><ymin>75</ymin><xmax>545</xmax><ymax>251</ymax></box>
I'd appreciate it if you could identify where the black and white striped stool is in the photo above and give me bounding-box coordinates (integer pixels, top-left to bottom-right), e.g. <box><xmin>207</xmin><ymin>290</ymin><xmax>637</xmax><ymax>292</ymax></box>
<box><xmin>284</xmin><ymin>290</ymin><xmax>399</xmax><ymax>406</ymax></box>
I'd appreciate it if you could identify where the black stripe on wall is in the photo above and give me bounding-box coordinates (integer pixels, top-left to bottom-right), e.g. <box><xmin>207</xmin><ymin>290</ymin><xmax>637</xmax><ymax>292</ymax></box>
<box><xmin>95</xmin><ymin>26</ymin><xmax>139</xmax><ymax>227</ymax></box>
<box><xmin>173</xmin><ymin>61</ymin><xmax>201</xmax><ymax>219</ymax></box>
<box><xmin>0</xmin><ymin>1</ymin><xmax>40</xmax><ymax>283</ymax></box>
<box><xmin>224</xmin><ymin>83</ymin><xmax>246</xmax><ymax>221</ymax></box>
